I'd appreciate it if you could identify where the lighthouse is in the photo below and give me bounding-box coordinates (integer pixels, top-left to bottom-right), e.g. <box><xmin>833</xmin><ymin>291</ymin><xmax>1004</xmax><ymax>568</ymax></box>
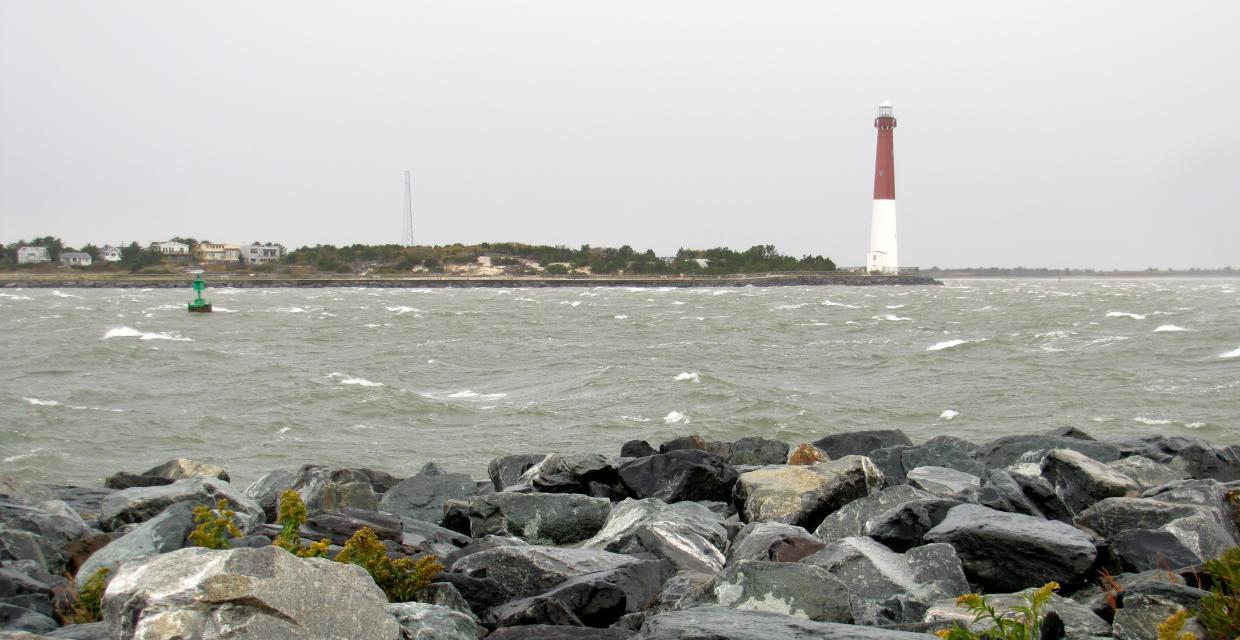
<box><xmin>867</xmin><ymin>100</ymin><xmax>898</xmax><ymax>274</ymax></box>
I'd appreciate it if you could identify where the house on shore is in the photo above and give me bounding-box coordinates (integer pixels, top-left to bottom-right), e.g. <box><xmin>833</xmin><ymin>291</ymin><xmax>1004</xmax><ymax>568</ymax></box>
<box><xmin>60</xmin><ymin>252</ymin><xmax>92</xmax><ymax>267</ymax></box>
<box><xmin>150</xmin><ymin>241</ymin><xmax>191</xmax><ymax>257</ymax></box>
<box><xmin>16</xmin><ymin>246</ymin><xmax>51</xmax><ymax>264</ymax></box>
<box><xmin>241</xmin><ymin>243</ymin><xmax>284</xmax><ymax>265</ymax></box>
<box><xmin>194</xmin><ymin>243</ymin><xmax>241</xmax><ymax>263</ymax></box>
<box><xmin>99</xmin><ymin>245</ymin><xmax>122</xmax><ymax>262</ymax></box>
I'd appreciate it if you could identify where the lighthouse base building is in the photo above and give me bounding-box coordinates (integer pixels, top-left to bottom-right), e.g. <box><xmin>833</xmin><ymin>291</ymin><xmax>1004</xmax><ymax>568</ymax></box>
<box><xmin>867</xmin><ymin>101</ymin><xmax>899</xmax><ymax>274</ymax></box>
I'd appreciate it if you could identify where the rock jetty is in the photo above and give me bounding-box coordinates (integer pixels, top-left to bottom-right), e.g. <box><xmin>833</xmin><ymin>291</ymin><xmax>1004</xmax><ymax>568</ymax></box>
<box><xmin>0</xmin><ymin>429</ymin><xmax>1236</xmax><ymax>639</ymax></box>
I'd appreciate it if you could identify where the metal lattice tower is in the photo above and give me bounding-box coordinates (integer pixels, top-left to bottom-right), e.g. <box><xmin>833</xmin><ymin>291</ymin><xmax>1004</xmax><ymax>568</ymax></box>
<box><xmin>401</xmin><ymin>170</ymin><xmax>414</xmax><ymax>247</ymax></box>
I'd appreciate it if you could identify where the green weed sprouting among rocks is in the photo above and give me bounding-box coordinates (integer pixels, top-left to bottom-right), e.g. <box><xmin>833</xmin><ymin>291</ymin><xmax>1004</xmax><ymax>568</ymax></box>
<box><xmin>1158</xmin><ymin>609</ymin><xmax>1198</xmax><ymax>640</ymax></box>
<box><xmin>272</xmin><ymin>489</ymin><xmax>329</xmax><ymax>558</ymax></box>
<box><xmin>334</xmin><ymin>527</ymin><xmax>443</xmax><ymax>602</ymax></box>
<box><xmin>935</xmin><ymin>582</ymin><xmax>1059</xmax><ymax>640</ymax></box>
<box><xmin>1197</xmin><ymin>546</ymin><xmax>1240</xmax><ymax>638</ymax></box>
<box><xmin>57</xmin><ymin>567</ymin><xmax>109</xmax><ymax>624</ymax></box>
<box><xmin>188</xmin><ymin>499</ymin><xmax>241</xmax><ymax>549</ymax></box>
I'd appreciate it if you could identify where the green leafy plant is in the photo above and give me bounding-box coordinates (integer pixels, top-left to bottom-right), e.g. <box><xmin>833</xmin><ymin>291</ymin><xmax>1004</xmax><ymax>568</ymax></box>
<box><xmin>936</xmin><ymin>582</ymin><xmax>1059</xmax><ymax>640</ymax></box>
<box><xmin>335</xmin><ymin>527</ymin><xmax>443</xmax><ymax>602</ymax></box>
<box><xmin>188</xmin><ymin>499</ymin><xmax>241</xmax><ymax>549</ymax></box>
<box><xmin>56</xmin><ymin>567</ymin><xmax>109</xmax><ymax>624</ymax></box>
<box><xmin>272</xmin><ymin>489</ymin><xmax>330</xmax><ymax>558</ymax></box>
<box><xmin>1158</xmin><ymin>608</ymin><xmax>1198</xmax><ymax>640</ymax></box>
<box><xmin>1197</xmin><ymin>546</ymin><xmax>1240</xmax><ymax>639</ymax></box>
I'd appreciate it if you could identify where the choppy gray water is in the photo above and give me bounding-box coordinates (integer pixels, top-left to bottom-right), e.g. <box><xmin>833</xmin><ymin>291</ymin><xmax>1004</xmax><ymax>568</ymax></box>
<box><xmin>2</xmin><ymin>279</ymin><xmax>1238</xmax><ymax>487</ymax></box>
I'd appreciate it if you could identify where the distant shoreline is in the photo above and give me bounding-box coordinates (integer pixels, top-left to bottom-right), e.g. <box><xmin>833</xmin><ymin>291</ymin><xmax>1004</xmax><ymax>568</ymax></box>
<box><xmin>0</xmin><ymin>273</ymin><xmax>940</xmax><ymax>289</ymax></box>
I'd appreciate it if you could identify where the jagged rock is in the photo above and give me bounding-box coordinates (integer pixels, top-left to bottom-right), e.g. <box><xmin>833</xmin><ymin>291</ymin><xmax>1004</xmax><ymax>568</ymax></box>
<box><xmin>0</xmin><ymin>602</ymin><xmax>57</xmax><ymax>634</ymax></box>
<box><xmin>380</xmin><ymin>464</ymin><xmax>477</xmax><ymax>525</ymax></box>
<box><xmin>1161</xmin><ymin>511</ymin><xmax>1238</xmax><ymax>562</ymax></box>
<box><xmin>975</xmin><ymin>469</ymin><xmax>1044</xmax><ymax>518</ymax></box>
<box><xmin>413</xmin><ymin>582</ymin><xmax>476</xmax><ymax>620</ymax></box>
<box><xmin>901</xmin><ymin>442</ymin><xmax>985</xmax><ymax>479</ymax></box>
<box><xmin>468</xmin><ymin>492</ymin><xmax>610</xmax><ymax>545</ymax></box>
<box><xmin>444</xmin><ymin>535</ymin><xmax>527</xmax><ymax>571</ymax></box>
<box><xmin>0</xmin><ymin>562</ymin><xmax>59</xmax><ymax>601</ymax></box>
<box><xmin>726</xmin><ymin>522</ymin><xmax>824</xmax><ymax>566</ymax></box>
<box><xmin>1007</xmin><ymin>467</ymin><xmax>1074</xmax><ymax>522</ymax></box>
<box><xmin>814</xmin><ymin>485</ymin><xmax>936</xmax><ymax>542</ymax></box>
<box><xmin>102</xmin><ymin>545</ymin><xmax>401</xmax><ymax>639</ymax></box>
<box><xmin>700</xmin><ymin>561</ymin><xmax>853</xmax><ymax>623</ymax></box>
<box><xmin>277</xmin><ymin>465</ymin><xmax>381</xmax><ymax>516</ymax></box>
<box><xmin>437</xmin><ymin>572</ymin><xmax>510</xmax><ymax>613</ymax></box>
<box><xmin>635</xmin><ymin>605</ymin><xmax>941</xmax><ymax>639</ymax></box>
<box><xmin>0</xmin><ymin>528</ymin><xmax>66</xmax><ymax>575</ymax></box>
<box><xmin>1113</xmin><ymin>583</ymin><xmax>1210</xmax><ymax>640</ymax></box>
<box><xmin>1045</xmin><ymin>426</ymin><xmax>1097</xmax><ymax>440</ymax></box>
<box><xmin>617</xmin><ymin>450</ymin><xmax>738</xmax><ymax>504</ymax></box>
<box><xmin>141</xmin><ymin>458</ymin><xmax>230</xmax><ymax>482</ymax></box>
<box><xmin>1119</xmin><ymin>437</ymin><xmax>1240</xmax><ymax>481</ymax></box>
<box><xmin>489</xmin><ymin>626</ymin><xmax>634</xmax><ymax>639</ymax></box>
<box><xmin>46</xmin><ymin>487</ymin><xmax>113</xmax><ymax>529</ymax></box>
<box><xmin>868</xmin><ymin>446</ymin><xmax>910</xmax><ymax>487</ymax></box>
<box><xmin>388</xmin><ymin>602</ymin><xmax>482</xmax><ymax>640</ymax></box>
<box><xmin>103</xmin><ymin>472</ymin><xmax>174</xmax><ymax>490</ymax></box>
<box><xmin>659</xmin><ymin>435</ymin><xmax>709</xmax><ymax>454</ymax></box>
<box><xmin>1104</xmin><ymin>529</ymin><xmax>1201</xmax><ymax>573</ymax></box>
<box><xmin>441</xmin><ymin>499</ymin><xmax>472</xmax><ymax>536</ymax></box>
<box><xmin>99</xmin><ymin>477</ymin><xmax>263</xmax><ymax>532</ymax></box>
<box><xmin>44</xmin><ymin>621</ymin><xmax>108</xmax><ymax>639</ymax></box>
<box><xmin>451</xmin><ymin>546</ymin><xmax>644</xmax><ymax>601</ymax></box>
<box><xmin>2</xmin><ymin>592</ymin><xmax>53</xmax><ymax>619</ymax></box>
<box><xmin>0</xmin><ymin>500</ymin><xmax>89</xmax><ymax>551</ymax></box>
<box><xmin>905</xmin><ymin>467</ymin><xmax>980</xmax><ymax>498</ymax></box>
<box><xmin>727</xmin><ymin>438</ymin><xmax>790</xmax><ymax>466</ymax></box>
<box><xmin>865</xmin><ymin>498</ymin><xmax>960</xmax><ymax>552</ymax></box>
<box><xmin>303</xmin><ymin>507</ymin><xmax>404</xmax><ymax>545</ymax></box>
<box><xmin>401</xmin><ymin>516</ymin><xmax>472</xmax><ymax>552</ymax></box>
<box><xmin>488</xmin><ymin>455</ymin><xmax>548</xmax><ymax>492</ymax></box>
<box><xmin>621</xmin><ymin>441</ymin><xmax>656</xmax><ymax>459</ymax></box>
<box><xmin>582</xmin><ymin>499</ymin><xmax>728</xmax><ymax>573</ymax></box>
<box><xmin>1075</xmin><ymin>497</ymin><xmax>1209</xmax><ymax>538</ymax></box>
<box><xmin>1077</xmin><ymin>490</ymin><xmax>1240</xmax><ymax>561</ymax></box>
<box><xmin>359</xmin><ymin>468</ymin><xmax>402</xmax><ymax>494</ymax></box>
<box><xmin>786</xmin><ymin>443</ymin><xmax>828</xmax><ymax>466</ymax></box>
<box><xmin>925</xmin><ymin>591</ymin><xmax>1111</xmax><ymax>639</ymax></box>
<box><xmin>1068</xmin><ymin>568</ymin><xmax>1183</xmax><ymax>620</ymax></box>
<box><xmin>241</xmin><ymin>467</ymin><xmax>299</xmax><ymax>521</ymax></box>
<box><xmin>802</xmin><ymin>538</ymin><xmax>968</xmax><ymax>625</ymax></box>
<box><xmin>1039</xmin><ymin>448</ymin><xmax>1139</xmax><ymax>513</ymax></box>
<box><xmin>1107</xmin><ymin>456</ymin><xmax>1186</xmax><ymax>489</ymax></box>
<box><xmin>925</xmin><ymin>504</ymin><xmax>1097</xmax><ymax>592</ymax></box>
<box><xmin>907</xmin><ymin>544</ymin><xmax>971</xmax><ymax>598</ymax></box>
<box><xmin>733</xmin><ymin>457</ymin><xmax>883</xmax><ymax>530</ymax></box>
<box><xmin>487</xmin><ymin>559</ymin><xmax>670</xmax><ymax>628</ymax></box>
<box><xmin>812</xmin><ymin>430</ymin><xmax>913</xmax><ymax>459</ymax></box>
<box><xmin>518</xmin><ymin>454</ymin><xmax>626</xmax><ymax>498</ymax></box>
<box><xmin>75</xmin><ymin>501</ymin><xmax>196</xmax><ymax>589</ymax></box>
<box><xmin>975</xmin><ymin>435</ymin><xmax>1121</xmax><ymax>469</ymax></box>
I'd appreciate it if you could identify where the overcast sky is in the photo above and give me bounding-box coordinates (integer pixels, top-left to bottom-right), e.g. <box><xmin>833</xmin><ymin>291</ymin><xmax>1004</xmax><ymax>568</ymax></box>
<box><xmin>2</xmin><ymin>2</ymin><xmax>1237</xmax><ymax>269</ymax></box>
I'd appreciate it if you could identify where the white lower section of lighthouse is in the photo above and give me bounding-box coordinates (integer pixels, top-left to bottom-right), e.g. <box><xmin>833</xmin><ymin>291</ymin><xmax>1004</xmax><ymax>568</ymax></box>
<box><xmin>867</xmin><ymin>199</ymin><xmax>898</xmax><ymax>274</ymax></box>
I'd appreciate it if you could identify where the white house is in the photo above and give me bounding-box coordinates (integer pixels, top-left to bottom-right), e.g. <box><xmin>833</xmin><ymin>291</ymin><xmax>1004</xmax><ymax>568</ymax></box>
<box><xmin>99</xmin><ymin>245</ymin><xmax>122</xmax><ymax>262</ymax></box>
<box><xmin>60</xmin><ymin>252</ymin><xmax>92</xmax><ymax>267</ymax></box>
<box><xmin>194</xmin><ymin>243</ymin><xmax>241</xmax><ymax>263</ymax></box>
<box><xmin>150</xmin><ymin>241</ymin><xmax>190</xmax><ymax>256</ymax></box>
<box><xmin>16</xmin><ymin>246</ymin><xmax>51</xmax><ymax>264</ymax></box>
<box><xmin>241</xmin><ymin>243</ymin><xmax>284</xmax><ymax>265</ymax></box>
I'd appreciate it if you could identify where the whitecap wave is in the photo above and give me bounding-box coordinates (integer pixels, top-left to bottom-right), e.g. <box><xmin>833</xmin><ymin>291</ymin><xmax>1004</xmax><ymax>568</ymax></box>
<box><xmin>1153</xmin><ymin>325</ymin><xmax>1189</xmax><ymax>332</ymax></box>
<box><xmin>275</xmin><ymin>307</ymin><xmax>307</xmax><ymax>313</ymax></box>
<box><xmin>620</xmin><ymin>415</ymin><xmax>653</xmax><ymax>423</ymax></box>
<box><xmin>773</xmin><ymin>304</ymin><xmax>807</xmax><ymax>311</ymax></box>
<box><xmin>446</xmin><ymin>389</ymin><xmax>508</xmax><ymax>400</ymax></box>
<box><xmin>3</xmin><ymin>448</ymin><xmax>45</xmax><ymax>463</ymax></box>
<box><xmin>213</xmin><ymin>307</ymin><xmax>239</xmax><ymax>313</ymax></box>
<box><xmin>674</xmin><ymin>372</ymin><xmax>701</xmax><ymax>383</ymax></box>
<box><xmin>327</xmin><ymin>372</ymin><xmax>384</xmax><ymax>387</ymax></box>
<box><xmin>560</xmin><ymin>301</ymin><xmax>582</xmax><ymax>307</ymax></box>
<box><xmin>386</xmin><ymin>306</ymin><xmax>418</xmax><ymax>314</ymax></box>
<box><xmin>614</xmin><ymin>314</ymin><xmax>630</xmax><ymax>320</ymax></box>
<box><xmin>23</xmin><ymin>397</ymin><xmax>61</xmax><ymax>406</ymax></box>
<box><xmin>1221</xmin><ymin>346</ymin><xmax>1240</xmax><ymax>359</ymax></box>
<box><xmin>663</xmin><ymin>410</ymin><xmax>687</xmax><ymax>424</ymax></box>
<box><xmin>877</xmin><ymin>314</ymin><xmax>911</xmax><ymax>322</ymax></box>
<box><xmin>103</xmin><ymin>326</ymin><xmax>193</xmax><ymax>341</ymax></box>
<box><xmin>0</xmin><ymin>293</ymin><xmax>33</xmax><ymax>300</ymax></box>
<box><xmin>52</xmin><ymin>291</ymin><xmax>82</xmax><ymax>299</ymax></box>
<box><xmin>822</xmin><ymin>299</ymin><xmax>860</xmax><ymax>309</ymax></box>
<box><xmin>927</xmin><ymin>339</ymin><xmax>967</xmax><ymax>352</ymax></box>
<box><xmin>887</xmin><ymin>304</ymin><xmax>905</xmax><ymax>309</ymax></box>
<box><xmin>1106</xmin><ymin>311</ymin><xmax>1146</xmax><ymax>320</ymax></box>
<box><xmin>939</xmin><ymin>409</ymin><xmax>960</xmax><ymax>421</ymax></box>
<box><xmin>1134</xmin><ymin>416</ymin><xmax>1172</xmax><ymax>425</ymax></box>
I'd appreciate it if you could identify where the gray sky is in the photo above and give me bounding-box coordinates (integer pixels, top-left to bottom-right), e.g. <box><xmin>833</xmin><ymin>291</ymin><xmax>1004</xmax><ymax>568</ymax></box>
<box><xmin>2</xmin><ymin>1</ymin><xmax>1238</xmax><ymax>269</ymax></box>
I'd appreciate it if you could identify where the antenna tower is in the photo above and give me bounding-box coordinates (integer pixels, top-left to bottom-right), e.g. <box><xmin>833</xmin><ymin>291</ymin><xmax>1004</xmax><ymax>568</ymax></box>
<box><xmin>402</xmin><ymin>170</ymin><xmax>414</xmax><ymax>247</ymax></box>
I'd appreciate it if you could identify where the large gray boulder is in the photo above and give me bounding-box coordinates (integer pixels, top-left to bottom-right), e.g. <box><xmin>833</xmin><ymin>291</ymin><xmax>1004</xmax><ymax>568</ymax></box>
<box><xmin>975</xmin><ymin>435</ymin><xmax>1121</xmax><ymax>468</ymax></box>
<box><xmin>617</xmin><ymin>450</ymin><xmax>738</xmax><ymax>504</ymax></box>
<box><xmin>486</xmin><ymin>559</ymin><xmax>670</xmax><ymax>628</ymax></box>
<box><xmin>726</xmin><ymin>437</ymin><xmax>791</xmax><ymax>466</ymax></box>
<box><xmin>488</xmin><ymin>455</ymin><xmax>547</xmax><ymax>491</ymax></box>
<box><xmin>451</xmin><ymin>546</ymin><xmax>644</xmax><ymax>601</ymax></box>
<box><xmin>1039</xmin><ymin>448</ymin><xmax>1139</xmax><ymax>513</ymax></box>
<box><xmin>141</xmin><ymin>458</ymin><xmax>230</xmax><ymax>482</ymax></box>
<box><xmin>812</xmin><ymin>430</ymin><xmax>913</xmax><ymax>460</ymax></box>
<box><xmin>75</xmin><ymin>502</ymin><xmax>196</xmax><ymax>589</ymax></box>
<box><xmin>701</xmin><ymin>561</ymin><xmax>853</xmax><ymax>623</ymax></box>
<box><xmin>1112</xmin><ymin>583</ymin><xmax>1209</xmax><ymax>640</ymax></box>
<box><xmin>900</xmin><ymin>442</ymin><xmax>986</xmax><ymax>478</ymax></box>
<box><xmin>388</xmin><ymin>602</ymin><xmax>483</xmax><ymax>640</ymax></box>
<box><xmin>0</xmin><ymin>499</ymin><xmax>90</xmax><ymax>549</ymax></box>
<box><xmin>813</xmin><ymin>485</ymin><xmax>936</xmax><ymax>543</ymax></box>
<box><xmin>635</xmin><ymin>605</ymin><xmax>941</xmax><ymax>639</ymax></box>
<box><xmin>287</xmin><ymin>464</ymin><xmax>381</xmax><ymax>515</ymax></box>
<box><xmin>1074</xmin><ymin>497</ymin><xmax>1202</xmax><ymax>538</ymax></box>
<box><xmin>733</xmin><ymin>457</ymin><xmax>882</xmax><ymax>530</ymax></box>
<box><xmin>381</xmin><ymin>463</ymin><xmax>476</xmax><ymax>525</ymax></box>
<box><xmin>0</xmin><ymin>527</ymin><xmax>66</xmax><ymax>575</ymax></box>
<box><xmin>905</xmin><ymin>467</ymin><xmax>980</xmax><ymax>498</ymax></box>
<box><xmin>725</xmin><ymin>522</ymin><xmax>824</xmax><ymax>567</ymax></box>
<box><xmin>801</xmin><ymin>538</ymin><xmax>968</xmax><ymax>625</ymax></box>
<box><xmin>467</xmin><ymin>492</ymin><xmax>610</xmax><ymax>545</ymax></box>
<box><xmin>1076</xmin><ymin>489</ymin><xmax>1238</xmax><ymax>561</ymax></box>
<box><xmin>240</xmin><ymin>467</ymin><xmax>299</xmax><ymax>521</ymax></box>
<box><xmin>864</xmin><ymin>497</ymin><xmax>960</xmax><ymax>552</ymax></box>
<box><xmin>925</xmin><ymin>504</ymin><xmax>1097</xmax><ymax>592</ymax></box>
<box><xmin>1107</xmin><ymin>456</ymin><xmax>1186</xmax><ymax>489</ymax></box>
<box><xmin>98</xmin><ymin>478</ymin><xmax>263</xmax><ymax>532</ymax></box>
<box><xmin>102</xmin><ymin>545</ymin><xmax>401</xmax><ymax>639</ymax></box>
<box><xmin>582</xmin><ymin>499</ymin><xmax>728</xmax><ymax>574</ymax></box>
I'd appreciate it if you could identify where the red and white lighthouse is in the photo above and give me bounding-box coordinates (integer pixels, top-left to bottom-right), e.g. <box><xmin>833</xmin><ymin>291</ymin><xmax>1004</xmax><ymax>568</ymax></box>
<box><xmin>867</xmin><ymin>100</ymin><xmax>898</xmax><ymax>274</ymax></box>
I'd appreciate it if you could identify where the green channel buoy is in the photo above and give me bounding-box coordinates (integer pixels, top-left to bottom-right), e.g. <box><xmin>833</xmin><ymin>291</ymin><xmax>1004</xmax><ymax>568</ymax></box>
<box><xmin>188</xmin><ymin>274</ymin><xmax>212</xmax><ymax>313</ymax></box>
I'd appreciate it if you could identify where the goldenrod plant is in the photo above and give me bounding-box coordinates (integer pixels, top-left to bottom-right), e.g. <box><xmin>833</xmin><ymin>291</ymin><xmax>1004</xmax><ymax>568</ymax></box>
<box><xmin>188</xmin><ymin>499</ymin><xmax>241</xmax><ymax>550</ymax></box>
<box><xmin>936</xmin><ymin>582</ymin><xmax>1059</xmax><ymax>640</ymax></box>
<box><xmin>1157</xmin><ymin>608</ymin><xmax>1198</xmax><ymax>640</ymax></box>
<box><xmin>272</xmin><ymin>489</ymin><xmax>329</xmax><ymax>558</ymax></box>
<box><xmin>335</xmin><ymin>527</ymin><xmax>443</xmax><ymax>602</ymax></box>
<box><xmin>57</xmin><ymin>567</ymin><xmax>109</xmax><ymax>624</ymax></box>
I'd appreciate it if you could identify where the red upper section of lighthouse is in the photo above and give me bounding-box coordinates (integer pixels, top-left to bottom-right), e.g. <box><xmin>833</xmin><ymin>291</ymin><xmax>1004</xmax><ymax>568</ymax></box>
<box><xmin>873</xmin><ymin>104</ymin><xmax>897</xmax><ymax>200</ymax></box>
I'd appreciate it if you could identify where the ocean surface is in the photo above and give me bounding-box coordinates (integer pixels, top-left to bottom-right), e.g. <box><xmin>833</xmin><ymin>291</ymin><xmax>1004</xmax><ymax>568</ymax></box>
<box><xmin>1</xmin><ymin>279</ymin><xmax>1238</xmax><ymax>488</ymax></box>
